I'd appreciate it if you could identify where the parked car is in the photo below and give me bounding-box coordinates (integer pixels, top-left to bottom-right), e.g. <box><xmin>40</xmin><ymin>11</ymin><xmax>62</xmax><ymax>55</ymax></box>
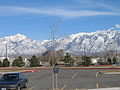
<box><xmin>0</xmin><ymin>72</ymin><xmax>28</xmax><ymax>90</ymax></box>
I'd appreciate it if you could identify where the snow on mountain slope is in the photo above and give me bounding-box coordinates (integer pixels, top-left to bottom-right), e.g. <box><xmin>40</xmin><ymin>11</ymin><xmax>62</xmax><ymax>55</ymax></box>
<box><xmin>0</xmin><ymin>34</ymin><xmax>46</xmax><ymax>57</ymax></box>
<box><xmin>66</xmin><ymin>29</ymin><xmax>120</xmax><ymax>54</ymax></box>
<box><xmin>0</xmin><ymin>26</ymin><xmax>120</xmax><ymax>57</ymax></box>
<box><xmin>42</xmin><ymin>29</ymin><xmax>120</xmax><ymax>55</ymax></box>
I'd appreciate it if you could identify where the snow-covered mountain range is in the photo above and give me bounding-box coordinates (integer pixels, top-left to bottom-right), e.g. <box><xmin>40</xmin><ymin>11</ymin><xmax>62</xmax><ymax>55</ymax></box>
<box><xmin>43</xmin><ymin>29</ymin><xmax>120</xmax><ymax>55</ymax></box>
<box><xmin>0</xmin><ymin>34</ymin><xmax>46</xmax><ymax>57</ymax></box>
<box><xmin>0</xmin><ymin>26</ymin><xmax>120</xmax><ymax>57</ymax></box>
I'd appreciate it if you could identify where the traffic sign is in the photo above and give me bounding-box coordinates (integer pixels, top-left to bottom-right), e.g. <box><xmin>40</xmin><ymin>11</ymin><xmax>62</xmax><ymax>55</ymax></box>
<box><xmin>53</xmin><ymin>66</ymin><xmax>59</xmax><ymax>73</ymax></box>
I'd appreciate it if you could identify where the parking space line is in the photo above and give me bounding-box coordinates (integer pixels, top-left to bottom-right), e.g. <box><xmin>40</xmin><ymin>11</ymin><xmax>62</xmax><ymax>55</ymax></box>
<box><xmin>80</xmin><ymin>88</ymin><xmax>86</xmax><ymax>90</ymax></box>
<box><xmin>49</xmin><ymin>75</ymin><xmax>52</xmax><ymax>79</ymax></box>
<box><xmin>49</xmin><ymin>76</ymin><xmax>53</xmax><ymax>79</ymax></box>
<box><xmin>61</xmin><ymin>84</ymin><xmax>67</xmax><ymax>90</ymax></box>
<box><xmin>49</xmin><ymin>74</ymin><xmax>55</xmax><ymax>79</ymax></box>
<box><xmin>31</xmin><ymin>75</ymin><xmax>40</xmax><ymax>79</ymax></box>
<box><xmin>96</xmin><ymin>83</ymin><xmax>99</xmax><ymax>88</ymax></box>
<box><xmin>72</xmin><ymin>73</ymin><xmax>78</xmax><ymax>78</ymax></box>
<box><xmin>28</xmin><ymin>85</ymin><xmax>36</xmax><ymax>90</ymax></box>
<box><xmin>96</xmin><ymin>72</ymin><xmax>99</xmax><ymax>78</ymax></box>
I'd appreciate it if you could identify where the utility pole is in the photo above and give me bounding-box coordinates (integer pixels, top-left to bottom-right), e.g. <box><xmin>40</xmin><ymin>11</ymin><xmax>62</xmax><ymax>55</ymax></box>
<box><xmin>83</xmin><ymin>44</ymin><xmax>86</xmax><ymax>56</ymax></box>
<box><xmin>5</xmin><ymin>44</ymin><xmax>8</xmax><ymax>59</ymax></box>
<box><xmin>8</xmin><ymin>36</ymin><xmax>11</xmax><ymax>66</ymax></box>
<box><xmin>50</xmin><ymin>18</ymin><xmax>61</xmax><ymax>90</ymax></box>
<box><xmin>4</xmin><ymin>36</ymin><xmax>11</xmax><ymax>66</ymax></box>
<box><xmin>51</xmin><ymin>28</ymin><xmax>56</xmax><ymax>90</ymax></box>
<box><xmin>107</xmin><ymin>42</ymin><xmax>113</xmax><ymax>56</ymax></box>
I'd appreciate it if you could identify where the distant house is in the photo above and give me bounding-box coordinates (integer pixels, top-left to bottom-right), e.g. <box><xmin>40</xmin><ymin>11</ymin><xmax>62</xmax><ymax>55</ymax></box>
<box><xmin>116</xmin><ymin>56</ymin><xmax>120</xmax><ymax>65</ymax></box>
<box><xmin>24</xmin><ymin>58</ymin><xmax>30</xmax><ymax>67</ymax></box>
<box><xmin>91</xmin><ymin>58</ymin><xmax>99</xmax><ymax>64</ymax></box>
<box><xmin>98</xmin><ymin>57</ymin><xmax>106</xmax><ymax>65</ymax></box>
<box><xmin>117</xmin><ymin>56</ymin><xmax>120</xmax><ymax>62</ymax></box>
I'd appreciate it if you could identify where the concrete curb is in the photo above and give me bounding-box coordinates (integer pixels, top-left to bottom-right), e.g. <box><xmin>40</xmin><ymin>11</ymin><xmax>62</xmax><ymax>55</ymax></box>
<box><xmin>19</xmin><ymin>70</ymin><xmax>38</xmax><ymax>73</ymax></box>
<box><xmin>98</xmin><ymin>70</ymin><xmax>120</xmax><ymax>75</ymax></box>
<box><xmin>1</xmin><ymin>67</ymin><xmax>120</xmax><ymax>70</ymax></box>
<box><xmin>88</xmin><ymin>87</ymin><xmax>120</xmax><ymax>90</ymax></box>
<box><xmin>0</xmin><ymin>70</ymin><xmax>38</xmax><ymax>74</ymax></box>
<box><xmin>32</xmin><ymin>67</ymin><xmax>120</xmax><ymax>70</ymax></box>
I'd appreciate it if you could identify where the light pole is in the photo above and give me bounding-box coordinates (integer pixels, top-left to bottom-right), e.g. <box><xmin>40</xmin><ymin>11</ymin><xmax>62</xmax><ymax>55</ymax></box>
<box><xmin>53</xmin><ymin>65</ymin><xmax>59</xmax><ymax>89</ymax></box>
<box><xmin>50</xmin><ymin>17</ymin><xmax>61</xmax><ymax>90</ymax></box>
<box><xmin>52</xmin><ymin>67</ymin><xmax>55</xmax><ymax>90</ymax></box>
<box><xmin>55</xmin><ymin>73</ymin><xmax>58</xmax><ymax>89</ymax></box>
<box><xmin>5</xmin><ymin>43</ymin><xmax>8</xmax><ymax>59</ymax></box>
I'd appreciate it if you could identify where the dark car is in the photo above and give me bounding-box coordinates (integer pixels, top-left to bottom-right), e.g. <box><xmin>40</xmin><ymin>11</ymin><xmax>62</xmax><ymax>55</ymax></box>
<box><xmin>0</xmin><ymin>72</ymin><xmax>28</xmax><ymax>90</ymax></box>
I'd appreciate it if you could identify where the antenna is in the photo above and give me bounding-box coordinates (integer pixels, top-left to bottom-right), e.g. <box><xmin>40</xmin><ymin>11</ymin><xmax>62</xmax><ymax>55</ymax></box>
<box><xmin>9</xmin><ymin>36</ymin><xmax>11</xmax><ymax>60</ymax></box>
<box><xmin>5</xmin><ymin>44</ymin><xmax>8</xmax><ymax>58</ymax></box>
<box><xmin>49</xmin><ymin>17</ymin><xmax>62</xmax><ymax>65</ymax></box>
<box><xmin>49</xmin><ymin>16</ymin><xmax>62</xmax><ymax>90</ymax></box>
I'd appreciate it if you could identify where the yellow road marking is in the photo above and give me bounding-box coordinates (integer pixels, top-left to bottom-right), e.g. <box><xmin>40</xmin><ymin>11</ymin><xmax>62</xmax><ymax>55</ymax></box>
<box><xmin>96</xmin><ymin>72</ymin><xmax>98</xmax><ymax>78</ymax></box>
<box><xmin>49</xmin><ymin>77</ymin><xmax>52</xmax><ymax>79</ymax></box>
<box><xmin>96</xmin><ymin>83</ymin><xmax>99</xmax><ymax>88</ymax></box>
<box><xmin>31</xmin><ymin>75</ymin><xmax>40</xmax><ymax>79</ymax></box>
<box><xmin>72</xmin><ymin>73</ymin><xmax>78</xmax><ymax>78</ymax></box>
<box><xmin>49</xmin><ymin>75</ymin><xmax>55</xmax><ymax>79</ymax></box>
<box><xmin>28</xmin><ymin>86</ymin><xmax>36</xmax><ymax>90</ymax></box>
<box><xmin>80</xmin><ymin>88</ymin><xmax>86</xmax><ymax>90</ymax></box>
<box><xmin>61</xmin><ymin>84</ymin><xmax>67</xmax><ymax>90</ymax></box>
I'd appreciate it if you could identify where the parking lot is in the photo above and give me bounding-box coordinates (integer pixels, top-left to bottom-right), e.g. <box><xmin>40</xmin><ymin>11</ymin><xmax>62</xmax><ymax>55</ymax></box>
<box><xmin>18</xmin><ymin>69</ymin><xmax>120</xmax><ymax>90</ymax></box>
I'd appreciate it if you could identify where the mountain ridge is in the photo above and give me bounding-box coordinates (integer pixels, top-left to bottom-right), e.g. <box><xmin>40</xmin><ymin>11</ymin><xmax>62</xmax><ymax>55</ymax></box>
<box><xmin>42</xmin><ymin>29</ymin><xmax>120</xmax><ymax>55</ymax></box>
<box><xmin>0</xmin><ymin>28</ymin><xmax>120</xmax><ymax>57</ymax></box>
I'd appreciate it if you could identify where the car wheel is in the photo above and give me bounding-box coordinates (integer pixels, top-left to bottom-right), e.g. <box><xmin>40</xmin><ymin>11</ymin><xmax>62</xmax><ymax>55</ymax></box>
<box><xmin>24</xmin><ymin>82</ymin><xmax>28</xmax><ymax>88</ymax></box>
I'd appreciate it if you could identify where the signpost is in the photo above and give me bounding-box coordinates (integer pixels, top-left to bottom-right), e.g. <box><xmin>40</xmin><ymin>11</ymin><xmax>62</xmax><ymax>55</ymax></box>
<box><xmin>53</xmin><ymin>66</ymin><xmax>59</xmax><ymax>73</ymax></box>
<box><xmin>52</xmin><ymin>66</ymin><xmax>59</xmax><ymax>90</ymax></box>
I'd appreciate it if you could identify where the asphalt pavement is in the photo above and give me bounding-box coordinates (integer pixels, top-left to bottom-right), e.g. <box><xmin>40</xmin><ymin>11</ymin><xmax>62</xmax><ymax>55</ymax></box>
<box><xmin>19</xmin><ymin>69</ymin><xmax>120</xmax><ymax>90</ymax></box>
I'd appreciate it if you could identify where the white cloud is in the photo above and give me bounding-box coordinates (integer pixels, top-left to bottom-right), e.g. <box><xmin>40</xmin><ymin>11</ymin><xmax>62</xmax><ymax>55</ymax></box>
<box><xmin>115</xmin><ymin>24</ymin><xmax>120</xmax><ymax>28</ymax></box>
<box><xmin>72</xmin><ymin>0</ymin><xmax>120</xmax><ymax>12</ymax></box>
<box><xmin>0</xmin><ymin>6</ymin><xmax>120</xmax><ymax>18</ymax></box>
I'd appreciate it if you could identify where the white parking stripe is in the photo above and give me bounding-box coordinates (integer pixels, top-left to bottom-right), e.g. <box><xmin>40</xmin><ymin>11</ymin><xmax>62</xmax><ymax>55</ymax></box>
<box><xmin>28</xmin><ymin>86</ymin><xmax>36</xmax><ymax>90</ymax></box>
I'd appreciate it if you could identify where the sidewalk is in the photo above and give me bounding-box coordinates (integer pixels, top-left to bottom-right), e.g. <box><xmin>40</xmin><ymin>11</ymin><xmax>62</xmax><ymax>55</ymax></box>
<box><xmin>56</xmin><ymin>88</ymin><xmax>120</xmax><ymax>90</ymax></box>
<box><xmin>101</xmin><ymin>71</ymin><xmax>120</xmax><ymax>75</ymax></box>
<box><xmin>0</xmin><ymin>70</ymin><xmax>38</xmax><ymax>74</ymax></box>
<box><xmin>88</xmin><ymin>87</ymin><xmax>120</xmax><ymax>90</ymax></box>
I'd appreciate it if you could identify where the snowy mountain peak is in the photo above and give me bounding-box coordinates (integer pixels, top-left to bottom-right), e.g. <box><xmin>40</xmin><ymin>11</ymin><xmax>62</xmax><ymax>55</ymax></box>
<box><xmin>13</xmin><ymin>33</ymin><xmax>27</xmax><ymax>38</ymax></box>
<box><xmin>0</xmin><ymin>25</ymin><xmax>120</xmax><ymax>57</ymax></box>
<box><xmin>3</xmin><ymin>33</ymin><xmax>27</xmax><ymax>42</ymax></box>
<box><xmin>0</xmin><ymin>34</ymin><xmax>46</xmax><ymax>57</ymax></box>
<box><xmin>43</xmin><ymin>28</ymin><xmax>120</xmax><ymax>55</ymax></box>
<box><xmin>96</xmin><ymin>29</ymin><xmax>116</xmax><ymax>33</ymax></box>
<box><xmin>70</xmin><ymin>32</ymin><xmax>95</xmax><ymax>38</ymax></box>
<box><xmin>10</xmin><ymin>33</ymin><xmax>27</xmax><ymax>40</ymax></box>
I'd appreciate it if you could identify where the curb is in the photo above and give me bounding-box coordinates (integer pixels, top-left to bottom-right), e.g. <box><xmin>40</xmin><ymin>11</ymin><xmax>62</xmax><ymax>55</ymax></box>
<box><xmin>88</xmin><ymin>87</ymin><xmax>120</xmax><ymax>90</ymax></box>
<box><xmin>99</xmin><ymin>70</ymin><xmax>120</xmax><ymax>75</ymax></box>
<box><xmin>1</xmin><ymin>67</ymin><xmax>120</xmax><ymax>70</ymax></box>
<box><xmin>34</xmin><ymin>67</ymin><xmax>120</xmax><ymax>70</ymax></box>
<box><xmin>0</xmin><ymin>70</ymin><xmax>38</xmax><ymax>74</ymax></box>
<box><xmin>19</xmin><ymin>70</ymin><xmax>38</xmax><ymax>73</ymax></box>
<box><xmin>60</xmin><ymin>68</ymin><xmax>120</xmax><ymax>70</ymax></box>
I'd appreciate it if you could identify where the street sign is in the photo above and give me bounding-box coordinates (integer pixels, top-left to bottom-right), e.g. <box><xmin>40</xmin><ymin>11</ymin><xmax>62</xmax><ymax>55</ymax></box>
<box><xmin>53</xmin><ymin>66</ymin><xmax>59</xmax><ymax>73</ymax></box>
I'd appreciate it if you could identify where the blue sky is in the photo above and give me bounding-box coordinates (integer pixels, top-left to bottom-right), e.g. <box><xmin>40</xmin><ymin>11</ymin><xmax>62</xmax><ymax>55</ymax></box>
<box><xmin>0</xmin><ymin>0</ymin><xmax>120</xmax><ymax>41</ymax></box>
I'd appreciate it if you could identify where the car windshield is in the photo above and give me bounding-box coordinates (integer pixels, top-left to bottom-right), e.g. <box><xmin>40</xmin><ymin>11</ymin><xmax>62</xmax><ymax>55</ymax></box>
<box><xmin>1</xmin><ymin>74</ymin><xmax>19</xmax><ymax>81</ymax></box>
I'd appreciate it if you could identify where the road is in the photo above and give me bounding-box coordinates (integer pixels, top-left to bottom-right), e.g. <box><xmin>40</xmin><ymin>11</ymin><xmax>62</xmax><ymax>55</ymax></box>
<box><xmin>21</xmin><ymin>69</ymin><xmax>120</xmax><ymax>90</ymax></box>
